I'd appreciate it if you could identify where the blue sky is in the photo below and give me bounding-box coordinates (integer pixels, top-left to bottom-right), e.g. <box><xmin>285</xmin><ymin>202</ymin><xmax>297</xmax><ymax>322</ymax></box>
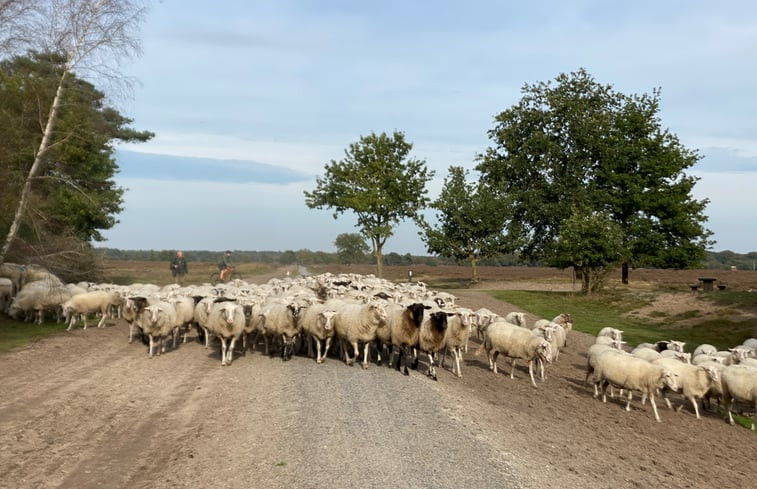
<box><xmin>106</xmin><ymin>0</ymin><xmax>757</xmax><ymax>255</ymax></box>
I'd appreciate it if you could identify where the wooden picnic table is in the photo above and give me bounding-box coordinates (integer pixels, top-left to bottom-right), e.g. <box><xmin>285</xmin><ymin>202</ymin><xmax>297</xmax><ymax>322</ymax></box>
<box><xmin>698</xmin><ymin>277</ymin><xmax>717</xmax><ymax>292</ymax></box>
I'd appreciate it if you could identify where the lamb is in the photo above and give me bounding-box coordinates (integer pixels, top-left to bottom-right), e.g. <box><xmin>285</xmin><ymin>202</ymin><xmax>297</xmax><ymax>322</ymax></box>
<box><xmin>388</xmin><ymin>302</ymin><xmax>429</xmax><ymax>375</ymax></box>
<box><xmin>652</xmin><ymin>357</ymin><xmax>720</xmax><ymax>419</ymax></box>
<box><xmin>591</xmin><ymin>350</ymin><xmax>679</xmax><ymax>422</ymax></box>
<box><xmin>504</xmin><ymin>311</ymin><xmax>527</xmax><ymax>328</ymax></box>
<box><xmin>720</xmin><ymin>365</ymin><xmax>757</xmax><ymax>430</ymax></box>
<box><xmin>298</xmin><ymin>302</ymin><xmax>337</xmax><ymax>364</ymax></box>
<box><xmin>137</xmin><ymin>300</ymin><xmax>178</xmax><ymax>358</ymax></box>
<box><xmin>206</xmin><ymin>301</ymin><xmax>246</xmax><ymax>366</ymax></box>
<box><xmin>477</xmin><ymin>320</ymin><xmax>553</xmax><ymax>387</ymax></box>
<box><xmin>333</xmin><ymin>301</ymin><xmax>387</xmax><ymax>369</ymax></box>
<box><xmin>417</xmin><ymin>308</ymin><xmax>451</xmax><ymax>380</ymax></box>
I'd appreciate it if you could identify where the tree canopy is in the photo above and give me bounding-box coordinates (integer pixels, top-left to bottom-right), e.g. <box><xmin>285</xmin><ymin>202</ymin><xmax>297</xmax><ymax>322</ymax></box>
<box><xmin>0</xmin><ymin>51</ymin><xmax>152</xmax><ymax>267</ymax></box>
<box><xmin>419</xmin><ymin>166</ymin><xmax>513</xmax><ymax>281</ymax></box>
<box><xmin>334</xmin><ymin>233</ymin><xmax>369</xmax><ymax>265</ymax></box>
<box><xmin>304</xmin><ymin>130</ymin><xmax>433</xmax><ymax>278</ymax></box>
<box><xmin>477</xmin><ymin>68</ymin><xmax>712</xmax><ymax>287</ymax></box>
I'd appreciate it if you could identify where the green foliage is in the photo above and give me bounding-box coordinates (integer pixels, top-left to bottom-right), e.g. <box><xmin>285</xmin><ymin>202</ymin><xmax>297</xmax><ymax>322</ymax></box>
<box><xmin>478</xmin><ymin>68</ymin><xmax>713</xmax><ymax>283</ymax></box>
<box><xmin>488</xmin><ymin>290</ymin><xmax>754</xmax><ymax>351</ymax></box>
<box><xmin>334</xmin><ymin>233</ymin><xmax>369</xmax><ymax>264</ymax></box>
<box><xmin>304</xmin><ymin>130</ymin><xmax>434</xmax><ymax>277</ymax></box>
<box><xmin>279</xmin><ymin>250</ymin><xmax>297</xmax><ymax>265</ymax></box>
<box><xmin>551</xmin><ymin>210</ymin><xmax>625</xmax><ymax>293</ymax></box>
<box><xmin>419</xmin><ymin>166</ymin><xmax>514</xmax><ymax>281</ymax></box>
<box><xmin>0</xmin><ymin>51</ymin><xmax>152</xmax><ymax>250</ymax></box>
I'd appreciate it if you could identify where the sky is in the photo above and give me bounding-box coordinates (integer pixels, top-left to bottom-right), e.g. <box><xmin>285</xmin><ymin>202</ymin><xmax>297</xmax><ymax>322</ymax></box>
<box><xmin>103</xmin><ymin>0</ymin><xmax>757</xmax><ymax>255</ymax></box>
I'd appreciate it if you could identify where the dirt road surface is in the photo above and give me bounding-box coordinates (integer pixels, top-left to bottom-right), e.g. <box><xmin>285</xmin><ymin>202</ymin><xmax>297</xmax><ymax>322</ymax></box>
<box><xmin>1</xmin><ymin>288</ymin><xmax>755</xmax><ymax>489</ymax></box>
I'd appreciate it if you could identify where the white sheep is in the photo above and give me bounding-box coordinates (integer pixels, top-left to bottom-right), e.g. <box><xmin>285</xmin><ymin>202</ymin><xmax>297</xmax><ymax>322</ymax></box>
<box><xmin>62</xmin><ymin>289</ymin><xmax>122</xmax><ymax>330</ymax></box>
<box><xmin>534</xmin><ymin>313</ymin><xmax>573</xmax><ymax>332</ymax></box>
<box><xmin>585</xmin><ymin>340</ymin><xmax>626</xmax><ymax>396</ymax></box>
<box><xmin>652</xmin><ymin>357</ymin><xmax>720</xmax><ymax>419</ymax></box>
<box><xmin>168</xmin><ymin>295</ymin><xmax>197</xmax><ymax>345</ymax></box>
<box><xmin>298</xmin><ymin>303</ymin><xmax>337</xmax><ymax>364</ymax></box>
<box><xmin>333</xmin><ymin>301</ymin><xmax>387</xmax><ymax>369</ymax></box>
<box><xmin>597</xmin><ymin>327</ymin><xmax>623</xmax><ymax>341</ymax></box>
<box><xmin>0</xmin><ymin>277</ymin><xmax>13</xmax><ymax>313</ymax></box>
<box><xmin>477</xmin><ymin>320</ymin><xmax>553</xmax><ymax>387</ymax></box>
<box><xmin>504</xmin><ymin>311</ymin><xmax>527</xmax><ymax>328</ymax></box>
<box><xmin>254</xmin><ymin>300</ymin><xmax>303</xmax><ymax>360</ymax></box>
<box><xmin>631</xmin><ymin>347</ymin><xmax>661</xmax><ymax>362</ymax></box>
<box><xmin>206</xmin><ymin>301</ymin><xmax>246</xmax><ymax>366</ymax></box>
<box><xmin>138</xmin><ymin>301</ymin><xmax>178</xmax><ymax>358</ymax></box>
<box><xmin>7</xmin><ymin>282</ymin><xmax>72</xmax><ymax>324</ymax></box>
<box><xmin>692</xmin><ymin>343</ymin><xmax>717</xmax><ymax>358</ymax></box>
<box><xmin>440</xmin><ymin>307</ymin><xmax>474</xmax><ymax>378</ymax></box>
<box><xmin>720</xmin><ymin>365</ymin><xmax>757</xmax><ymax>430</ymax></box>
<box><xmin>592</xmin><ymin>350</ymin><xmax>679</xmax><ymax>422</ymax></box>
<box><xmin>659</xmin><ymin>350</ymin><xmax>691</xmax><ymax>363</ymax></box>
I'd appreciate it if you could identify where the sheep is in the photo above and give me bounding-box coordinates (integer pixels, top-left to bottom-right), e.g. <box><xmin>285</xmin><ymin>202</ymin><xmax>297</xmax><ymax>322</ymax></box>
<box><xmin>652</xmin><ymin>357</ymin><xmax>720</xmax><ymax>419</ymax></box>
<box><xmin>0</xmin><ymin>277</ymin><xmax>13</xmax><ymax>313</ymax></box>
<box><xmin>193</xmin><ymin>296</ymin><xmax>218</xmax><ymax>349</ymax></box>
<box><xmin>504</xmin><ymin>311</ymin><xmax>527</xmax><ymax>328</ymax></box>
<box><xmin>638</xmin><ymin>340</ymin><xmax>686</xmax><ymax>353</ymax></box>
<box><xmin>333</xmin><ymin>301</ymin><xmax>387</xmax><ymax>369</ymax></box>
<box><xmin>137</xmin><ymin>300</ymin><xmax>178</xmax><ymax>358</ymax></box>
<box><xmin>585</xmin><ymin>340</ymin><xmax>626</xmax><ymax>396</ymax></box>
<box><xmin>594</xmin><ymin>335</ymin><xmax>625</xmax><ymax>348</ymax></box>
<box><xmin>417</xmin><ymin>308</ymin><xmax>451</xmax><ymax>380</ymax></box>
<box><xmin>62</xmin><ymin>290</ymin><xmax>122</xmax><ymax>330</ymax></box>
<box><xmin>692</xmin><ymin>344</ymin><xmax>717</xmax><ymax>358</ymax></box>
<box><xmin>533</xmin><ymin>321</ymin><xmax>567</xmax><ymax>360</ymax></box>
<box><xmin>440</xmin><ymin>307</ymin><xmax>474</xmax><ymax>378</ymax></box>
<box><xmin>597</xmin><ymin>327</ymin><xmax>623</xmax><ymax>342</ymax></box>
<box><xmin>720</xmin><ymin>365</ymin><xmax>757</xmax><ymax>430</ymax></box>
<box><xmin>7</xmin><ymin>282</ymin><xmax>72</xmax><ymax>324</ymax></box>
<box><xmin>632</xmin><ymin>346</ymin><xmax>661</xmax><ymax>362</ymax></box>
<box><xmin>591</xmin><ymin>350</ymin><xmax>679</xmax><ymax>422</ymax></box>
<box><xmin>477</xmin><ymin>320</ymin><xmax>553</xmax><ymax>387</ymax></box>
<box><xmin>534</xmin><ymin>313</ymin><xmax>573</xmax><ymax>332</ymax></box>
<box><xmin>19</xmin><ymin>265</ymin><xmax>62</xmax><ymax>289</ymax></box>
<box><xmin>168</xmin><ymin>295</ymin><xmax>197</xmax><ymax>345</ymax></box>
<box><xmin>206</xmin><ymin>301</ymin><xmax>246</xmax><ymax>366</ymax></box>
<box><xmin>388</xmin><ymin>302</ymin><xmax>429</xmax><ymax>375</ymax></box>
<box><xmin>659</xmin><ymin>350</ymin><xmax>691</xmax><ymax>363</ymax></box>
<box><xmin>298</xmin><ymin>303</ymin><xmax>337</xmax><ymax>364</ymax></box>
<box><xmin>254</xmin><ymin>300</ymin><xmax>303</xmax><ymax>361</ymax></box>
<box><xmin>123</xmin><ymin>296</ymin><xmax>150</xmax><ymax>344</ymax></box>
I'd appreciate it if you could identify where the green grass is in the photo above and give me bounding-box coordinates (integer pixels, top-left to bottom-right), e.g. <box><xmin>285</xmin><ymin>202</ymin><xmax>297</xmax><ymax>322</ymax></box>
<box><xmin>486</xmin><ymin>290</ymin><xmax>756</xmax><ymax>351</ymax></box>
<box><xmin>0</xmin><ymin>315</ymin><xmax>68</xmax><ymax>353</ymax></box>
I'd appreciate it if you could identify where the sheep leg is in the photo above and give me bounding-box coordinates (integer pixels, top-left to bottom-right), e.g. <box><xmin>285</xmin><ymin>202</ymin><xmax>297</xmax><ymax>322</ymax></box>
<box><xmin>624</xmin><ymin>390</ymin><xmax>633</xmax><ymax>412</ymax></box>
<box><xmin>528</xmin><ymin>361</ymin><xmax>537</xmax><ymax>387</ymax></box>
<box><xmin>220</xmin><ymin>338</ymin><xmax>228</xmax><ymax>366</ymax></box>
<box><xmin>452</xmin><ymin>348</ymin><xmax>462</xmax><ymax>378</ymax></box>
<box><xmin>490</xmin><ymin>351</ymin><xmax>499</xmax><ymax>374</ymax></box>
<box><xmin>426</xmin><ymin>352</ymin><xmax>437</xmax><ymax>380</ymax></box>
<box><xmin>688</xmin><ymin>396</ymin><xmax>701</xmax><ymax>419</ymax></box>
<box><xmin>315</xmin><ymin>338</ymin><xmax>323</xmax><ymax>363</ymax></box>
<box><xmin>361</xmin><ymin>342</ymin><xmax>370</xmax><ymax>369</ymax></box>
<box><xmin>97</xmin><ymin>309</ymin><xmax>107</xmax><ymax>328</ymax></box>
<box><xmin>226</xmin><ymin>338</ymin><xmax>237</xmax><ymax>365</ymax></box>
<box><xmin>649</xmin><ymin>393</ymin><xmax>661</xmax><ymax>422</ymax></box>
<box><xmin>148</xmin><ymin>335</ymin><xmax>156</xmax><ymax>358</ymax></box>
<box><xmin>509</xmin><ymin>358</ymin><xmax>518</xmax><ymax>379</ymax></box>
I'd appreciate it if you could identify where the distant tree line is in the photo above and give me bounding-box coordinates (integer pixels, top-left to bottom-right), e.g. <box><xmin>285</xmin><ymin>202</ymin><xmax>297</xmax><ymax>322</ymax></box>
<box><xmin>95</xmin><ymin>247</ymin><xmax>755</xmax><ymax>270</ymax></box>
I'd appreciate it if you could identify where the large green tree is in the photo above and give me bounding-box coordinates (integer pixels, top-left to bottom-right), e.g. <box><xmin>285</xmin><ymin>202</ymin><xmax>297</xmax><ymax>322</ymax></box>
<box><xmin>0</xmin><ymin>0</ymin><xmax>149</xmax><ymax>263</ymax></box>
<box><xmin>0</xmin><ymin>51</ymin><xmax>152</xmax><ymax>264</ymax></box>
<box><xmin>419</xmin><ymin>166</ymin><xmax>513</xmax><ymax>282</ymax></box>
<box><xmin>305</xmin><ymin>131</ymin><xmax>433</xmax><ymax>278</ymax></box>
<box><xmin>477</xmin><ymin>68</ymin><xmax>713</xmax><ymax>286</ymax></box>
<box><xmin>334</xmin><ymin>232</ymin><xmax>369</xmax><ymax>265</ymax></box>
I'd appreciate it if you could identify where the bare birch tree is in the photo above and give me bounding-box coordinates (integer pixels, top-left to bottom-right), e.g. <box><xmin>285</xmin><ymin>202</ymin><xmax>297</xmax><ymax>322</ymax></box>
<box><xmin>0</xmin><ymin>0</ymin><xmax>39</xmax><ymax>55</ymax></box>
<box><xmin>0</xmin><ymin>0</ymin><xmax>149</xmax><ymax>263</ymax></box>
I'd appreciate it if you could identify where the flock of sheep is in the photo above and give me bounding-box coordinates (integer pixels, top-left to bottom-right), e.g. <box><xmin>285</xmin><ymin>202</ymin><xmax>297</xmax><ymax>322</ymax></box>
<box><xmin>586</xmin><ymin>327</ymin><xmax>757</xmax><ymax>428</ymax></box>
<box><xmin>2</xmin><ymin>261</ymin><xmax>756</xmax><ymax>430</ymax></box>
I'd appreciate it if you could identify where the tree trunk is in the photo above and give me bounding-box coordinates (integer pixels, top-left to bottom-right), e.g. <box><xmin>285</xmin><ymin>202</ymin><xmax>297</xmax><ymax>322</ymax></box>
<box><xmin>374</xmin><ymin>245</ymin><xmax>383</xmax><ymax>279</ymax></box>
<box><xmin>621</xmin><ymin>262</ymin><xmax>629</xmax><ymax>284</ymax></box>
<box><xmin>470</xmin><ymin>255</ymin><xmax>478</xmax><ymax>282</ymax></box>
<box><xmin>0</xmin><ymin>71</ymin><xmax>68</xmax><ymax>263</ymax></box>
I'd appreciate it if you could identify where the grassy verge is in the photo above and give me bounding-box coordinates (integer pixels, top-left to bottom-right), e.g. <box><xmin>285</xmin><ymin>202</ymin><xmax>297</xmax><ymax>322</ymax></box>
<box><xmin>486</xmin><ymin>290</ymin><xmax>755</xmax><ymax>352</ymax></box>
<box><xmin>0</xmin><ymin>316</ymin><xmax>68</xmax><ymax>354</ymax></box>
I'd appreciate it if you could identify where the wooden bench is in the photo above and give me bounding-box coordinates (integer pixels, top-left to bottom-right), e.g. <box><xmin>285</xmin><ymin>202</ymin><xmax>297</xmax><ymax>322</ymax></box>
<box><xmin>688</xmin><ymin>283</ymin><xmax>699</xmax><ymax>291</ymax></box>
<box><xmin>717</xmin><ymin>283</ymin><xmax>728</xmax><ymax>290</ymax></box>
